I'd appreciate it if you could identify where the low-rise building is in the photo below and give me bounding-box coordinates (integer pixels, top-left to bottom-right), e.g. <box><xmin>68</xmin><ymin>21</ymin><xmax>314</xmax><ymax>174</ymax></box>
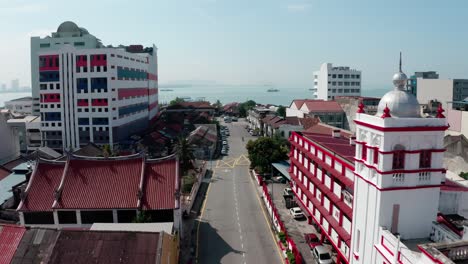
<box><xmin>335</xmin><ymin>96</ymin><xmax>380</xmax><ymax>132</ymax></box>
<box><xmin>286</xmin><ymin>99</ymin><xmax>347</xmax><ymax>129</ymax></box>
<box><xmin>313</xmin><ymin>63</ymin><xmax>362</xmax><ymax>100</ymax></box>
<box><xmin>3</xmin><ymin>96</ymin><xmax>33</xmax><ymax>115</ymax></box>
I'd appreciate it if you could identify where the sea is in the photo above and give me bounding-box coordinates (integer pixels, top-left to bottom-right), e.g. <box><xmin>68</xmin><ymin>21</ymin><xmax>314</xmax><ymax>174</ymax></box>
<box><xmin>0</xmin><ymin>86</ymin><xmax>389</xmax><ymax>107</ymax></box>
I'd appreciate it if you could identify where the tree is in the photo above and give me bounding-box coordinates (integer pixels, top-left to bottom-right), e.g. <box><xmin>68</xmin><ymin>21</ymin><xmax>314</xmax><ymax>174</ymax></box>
<box><xmin>213</xmin><ymin>99</ymin><xmax>223</xmax><ymax>112</ymax></box>
<box><xmin>276</xmin><ymin>105</ymin><xmax>286</xmax><ymax>118</ymax></box>
<box><xmin>238</xmin><ymin>100</ymin><xmax>257</xmax><ymax>117</ymax></box>
<box><xmin>133</xmin><ymin>211</ymin><xmax>152</xmax><ymax>223</ymax></box>
<box><xmin>169</xmin><ymin>97</ymin><xmax>185</xmax><ymax>106</ymax></box>
<box><xmin>246</xmin><ymin>137</ymin><xmax>288</xmax><ymax>174</ymax></box>
<box><xmin>173</xmin><ymin>137</ymin><xmax>195</xmax><ymax>176</ymax></box>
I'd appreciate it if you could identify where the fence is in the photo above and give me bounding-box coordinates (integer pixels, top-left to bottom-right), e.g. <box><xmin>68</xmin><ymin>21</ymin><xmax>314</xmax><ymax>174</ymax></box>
<box><xmin>253</xmin><ymin>170</ymin><xmax>303</xmax><ymax>264</ymax></box>
<box><xmin>182</xmin><ymin>162</ymin><xmax>207</xmax><ymax>214</ymax></box>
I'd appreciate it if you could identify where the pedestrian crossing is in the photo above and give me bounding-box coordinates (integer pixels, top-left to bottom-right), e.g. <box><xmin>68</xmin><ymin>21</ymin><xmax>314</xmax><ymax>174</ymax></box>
<box><xmin>215</xmin><ymin>154</ymin><xmax>250</xmax><ymax>168</ymax></box>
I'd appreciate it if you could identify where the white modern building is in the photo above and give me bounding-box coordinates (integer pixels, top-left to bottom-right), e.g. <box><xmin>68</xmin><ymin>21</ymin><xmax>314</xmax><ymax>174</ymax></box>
<box><xmin>31</xmin><ymin>21</ymin><xmax>159</xmax><ymax>150</ymax></box>
<box><xmin>313</xmin><ymin>63</ymin><xmax>361</xmax><ymax>100</ymax></box>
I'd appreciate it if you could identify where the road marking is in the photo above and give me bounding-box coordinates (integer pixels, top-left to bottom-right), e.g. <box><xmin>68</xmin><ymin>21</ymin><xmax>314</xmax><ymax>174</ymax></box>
<box><xmin>196</xmin><ymin>169</ymin><xmax>215</xmax><ymax>264</ymax></box>
<box><xmin>234</xmin><ymin>154</ymin><xmax>251</xmax><ymax>166</ymax></box>
<box><xmin>248</xmin><ymin>170</ymin><xmax>286</xmax><ymax>264</ymax></box>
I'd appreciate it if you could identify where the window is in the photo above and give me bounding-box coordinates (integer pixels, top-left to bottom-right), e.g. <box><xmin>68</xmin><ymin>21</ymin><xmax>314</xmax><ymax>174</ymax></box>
<box><xmin>361</xmin><ymin>144</ymin><xmax>367</xmax><ymax>161</ymax></box>
<box><xmin>420</xmin><ymin>150</ymin><xmax>431</xmax><ymax>168</ymax></box>
<box><xmin>374</xmin><ymin>149</ymin><xmax>379</xmax><ymax>165</ymax></box>
<box><xmin>338</xmin><ymin>74</ymin><xmax>343</xmax><ymax>78</ymax></box>
<box><xmin>74</xmin><ymin>42</ymin><xmax>85</xmax><ymax>46</ymax></box>
<box><xmin>392</xmin><ymin>145</ymin><xmax>405</xmax><ymax>169</ymax></box>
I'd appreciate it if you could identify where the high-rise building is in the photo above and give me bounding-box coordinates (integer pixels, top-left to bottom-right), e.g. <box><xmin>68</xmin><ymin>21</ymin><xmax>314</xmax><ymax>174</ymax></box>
<box><xmin>407</xmin><ymin>71</ymin><xmax>439</xmax><ymax>96</ymax></box>
<box><xmin>1</xmin><ymin>83</ymin><xmax>6</xmax><ymax>91</ymax></box>
<box><xmin>30</xmin><ymin>21</ymin><xmax>159</xmax><ymax>150</ymax></box>
<box><xmin>313</xmin><ymin>63</ymin><xmax>361</xmax><ymax>100</ymax></box>
<box><xmin>11</xmin><ymin>79</ymin><xmax>19</xmax><ymax>91</ymax></box>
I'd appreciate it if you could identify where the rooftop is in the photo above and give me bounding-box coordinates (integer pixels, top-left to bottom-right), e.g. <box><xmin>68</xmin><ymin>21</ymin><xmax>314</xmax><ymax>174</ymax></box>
<box><xmin>6</xmin><ymin>96</ymin><xmax>32</xmax><ymax>102</ymax></box>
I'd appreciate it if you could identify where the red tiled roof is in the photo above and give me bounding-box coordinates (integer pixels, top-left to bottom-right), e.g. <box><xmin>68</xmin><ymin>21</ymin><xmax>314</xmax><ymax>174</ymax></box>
<box><xmin>19</xmin><ymin>161</ymin><xmax>65</xmax><ymax>211</ymax></box>
<box><xmin>55</xmin><ymin>157</ymin><xmax>143</xmax><ymax>209</ymax></box>
<box><xmin>441</xmin><ymin>179</ymin><xmax>468</xmax><ymax>192</ymax></box>
<box><xmin>302</xmin><ymin>131</ymin><xmax>356</xmax><ymax>162</ymax></box>
<box><xmin>285</xmin><ymin>117</ymin><xmax>300</xmax><ymax>126</ymax></box>
<box><xmin>299</xmin><ymin>117</ymin><xmax>321</xmax><ymax>129</ymax></box>
<box><xmin>142</xmin><ymin>159</ymin><xmax>177</xmax><ymax>210</ymax></box>
<box><xmin>0</xmin><ymin>166</ymin><xmax>12</xmax><ymax>181</ymax></box>
<box><xmin>302</xmin><ymin>100</ymin><xmax>344</xmax><ymax>113</ymax></box>
<box><xmin>0</xmin><ymin>225</ymin><xmax>26</xmax><ymax>264</ymax></box>
<box><xmin>305</xmin><ymin>123</ymin><xmax>353</xmax><ymax>138</ymax></box>
<box><xmin>291</xmin><ymin>99</ymin><xmax>306</xmax><ymax>109</ymax></box>
<box><xmin>272</xmin><ymin>120</ymin><xmax>286</xmax><ymax>129</ymax></box>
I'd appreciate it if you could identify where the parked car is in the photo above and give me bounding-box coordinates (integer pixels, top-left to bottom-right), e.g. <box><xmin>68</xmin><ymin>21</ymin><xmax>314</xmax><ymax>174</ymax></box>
<box><xmin>221</xmin><ymin>149</ymin><xmax>228</xmax><ymax>155</ymax></box>
<box><xmin>312</xmin><ymin>245</ymin><xmax>333</xmax><ymax>264</ymax></box>
<box><xmin>289</xmin><ymin>207</ymin><xmax>304</xmax><ymax>219</ymax></box>
<box><xmin>272</xmin><ymin>176</ymin><xmax>287</xmax><ymax>183</ymax></box>
<box><xmin>284</xmin><ymin>197</ymin><xmax>297</xmax><ymax>209</ymax></box>
<box><xmin>283</xmin><ymin>187</ymin><xmax>294</xmax><ymax>198</ymax></box>
<box><xmin>222</xmin><ymin>140</ymin><xmax>228</xmax><ymax>145</ymax></box>
<box><xmin>232</xmin><ymin>116</ymin><xmax>238</xmax><ymax>121</ymax></box>
<box><xmin>304</xmin><ymin>233</ymin><xmax>321</xmax><ymax>250</ymax></box>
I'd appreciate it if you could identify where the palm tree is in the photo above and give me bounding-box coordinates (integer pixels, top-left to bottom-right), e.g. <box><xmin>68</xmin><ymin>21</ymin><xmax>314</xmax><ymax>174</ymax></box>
<box><xmin>174</xmin><ymin>137</ymin><xmax>195</xmax><ymax>176</ymax></box>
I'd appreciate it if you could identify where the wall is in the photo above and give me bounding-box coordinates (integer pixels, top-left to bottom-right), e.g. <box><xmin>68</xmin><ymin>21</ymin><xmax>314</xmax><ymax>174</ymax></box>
<box><xmin>447</xmin><ymin>108</ymin><xmax>468</xmax><ymax>138</ymax></box>
<box><xmin>0</xmin><ymin>112</ymin><xmax>20</xmax><ymax>163</ymax></box>
<box><xmin>416</xmin><ymin>79</ymin><xmax>453</xmax><ymax>109</ymax></box>
<box><xmin>160</xmin><ymin>232</ymin><xmax>179</xmax><ymax>264</ymax></box>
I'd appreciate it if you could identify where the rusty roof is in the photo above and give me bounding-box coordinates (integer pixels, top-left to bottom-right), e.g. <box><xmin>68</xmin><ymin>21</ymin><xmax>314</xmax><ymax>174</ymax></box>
<box><xmin>0</xmin><ymin>225</ymin><xmax>26</xmax><ymax>264</ymax></box>
<box><xmin>143</xmin><ymin>159</ymin><xmax>178</xmax><ymax>210</ymax></box>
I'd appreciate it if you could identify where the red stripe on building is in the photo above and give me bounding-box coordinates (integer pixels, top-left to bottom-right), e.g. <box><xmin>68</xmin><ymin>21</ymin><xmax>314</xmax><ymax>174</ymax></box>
<box><xmin>147</xmin><ymin>73</ymin><xmax>158</xmax><ymax>81</ymax></box>
<box><xmin>118</xmin><ymin>88</ymin><xmax>148</xmax><ymax>99</ymax></box>
<box><xmin>41</xmin><ymin>93</ymin><xmax>61</xmax><ymax>103</ymax></box>
<box><xmin>149</xmin><ymin>101</ymin><xmax>158</xmax><ymax>111</ymax></box>
<box><xmin>76</xmin><ymin>55</ymin><xmax>87</xmax><ymax>67</ymax></box>
<box><xmin>39</xmin><ymin>55</ymin><xmax>59</xmax><ymax>71</ymax></box>
<box><xmin>148</xmin><ymin>88</ymin><xmax>158</xmax><ymax>95</ymax></box>
<box><xmin>91</xmin><ymin>99</ymin><xmax>108</xmax><ymax>106</ymax></box>
<box><xmin>354</xmin><ymin>120</ymin><xmax>449</xmax><ymax>132</ymax></box>
<box><xmin>77</xmin><ymin>99</ymin><xmax>88</xmax><ymax>107</ymax></box>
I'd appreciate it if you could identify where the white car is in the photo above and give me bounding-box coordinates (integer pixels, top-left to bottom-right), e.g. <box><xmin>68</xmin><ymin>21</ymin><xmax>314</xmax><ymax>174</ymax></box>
<box><xmin>289</xmin><ymin>207</ymin><xmax>304</xmax><ymax>219</ymax></box>
<box><xmin>222</xmin><ymin>140</ymin><xmax>228</xmax><ymax>145</ymax></box>
<box><xmin>312</xmin><ymin>245</ymin><xmax>333</xmax><ymax>264</ymax></box>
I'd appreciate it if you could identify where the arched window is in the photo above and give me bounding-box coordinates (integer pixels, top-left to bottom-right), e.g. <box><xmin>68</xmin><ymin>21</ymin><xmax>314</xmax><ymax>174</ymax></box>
<box><xmin>420</xmin><ymin>150</ymin><xmax>432</xmax><ymax>168</ymax></box>
<box><xmin>392</xmin><ymin>145</ymin><xmax>405</xmax><ymax>170</ymax></box>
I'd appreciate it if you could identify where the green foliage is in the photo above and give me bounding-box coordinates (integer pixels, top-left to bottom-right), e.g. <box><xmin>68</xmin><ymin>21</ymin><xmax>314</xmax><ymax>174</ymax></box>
<box><xmin>278</xmin><ymin>231</ymin><xmax>286</xmax><ymax>245</ymax></box>
<box><xmin>213</xmin><ymin>99</ymin><xmax>223</xmax><ymax>111</ymax></box>
<box><xmin>238</xmin><ymin>100</ymin><xmax>257</xmax><ymax>117</ymax></box>
<box><xmin>174</xmin><ymin>137</ymin><xmax>195</xmax><ymax>175</ymax></box>
<box><xmin>246</xmin><ymin>137</ymin><xmax>288</xmax><ymax>174</ymax></box>
<box><xmin>133</xmin><ymin>211</ymin><xmax>152</xmax><ymax>223</ymax></box>
<box><xmin>286</xmin><ymin>250</ymin><xmax>296</xmax><ymax>264</ymax></box>
<box><xmin>182</xmin><ymin>175</ymin><xmax>197</xmax><ymax>193</ymax></box>
<box><xmin>276</xmin><ymin>105</ymin><xmax>286</xmax><ymax>118</ymax></box>
<box><xmin>460</xmin><ymin>172</ymin><xmax>468</xmax><ymax>180</ymax></box>
<box><xmin>169</xmin><ymin>97</ymin><xmax>186</xmax><ymax>106</ymax></box>
<box><xmin>102</xmin><ymin>144</ymin><xmax>112</xmax><ymax>157</ymax></box>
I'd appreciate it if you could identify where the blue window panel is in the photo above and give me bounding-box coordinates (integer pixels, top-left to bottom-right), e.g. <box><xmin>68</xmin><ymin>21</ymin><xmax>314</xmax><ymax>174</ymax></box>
<box><xmin>118</xmin><ymin>102</ymin><xmax>148</xmax><ymax>117</ymax></box>
<box><xmin>77</xmin><ymin>78</ymin><xmax>88</xmax><ymax>92</ymax></box>
<box><xmin>39</xmin><ymin>71</ymin><xmax>60</xmax><ymax>82</ymax></box>
<box><xmin>78</xmin><ymin>118</ymin><xmax>89</xmax><ymax>125</ymax></box>
<box><xmin>91</xmin><ymin>78</ymin><xmax>107</xmax><ymax>92</ymax></box>
<box><xmin>92</xmin><ymin>118</ymin><xmax>109</xmax><ymax>125</ymax></box>
<box><xmin>44</xmin><ymin>112</ymin><xmax>61</xmax><ymax>121</ymax></box>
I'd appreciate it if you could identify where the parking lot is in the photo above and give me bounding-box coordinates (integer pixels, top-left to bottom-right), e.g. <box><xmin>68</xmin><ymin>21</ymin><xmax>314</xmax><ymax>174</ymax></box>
<box><xmin>265</xmin><ymin>181</ymin><xmax>336</xmax><ymax>264</ymax></box>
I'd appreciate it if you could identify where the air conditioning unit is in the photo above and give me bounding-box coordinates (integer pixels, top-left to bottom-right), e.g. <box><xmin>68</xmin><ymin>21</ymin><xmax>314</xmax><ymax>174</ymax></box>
<box><xmin>342</xmin><ymin>190</ymin><xmax>353</xmax><ymax>204</ymax></box>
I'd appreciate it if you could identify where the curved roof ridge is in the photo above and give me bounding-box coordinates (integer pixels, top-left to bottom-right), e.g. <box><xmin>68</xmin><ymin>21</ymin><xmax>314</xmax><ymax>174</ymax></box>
<box><xmin>37</xmin><ymin>157</ymin><xmax>67</xmax><ymax>164</ymax></box>
<box><xmin>69</xmin><ymin>152</ymin><xmax>144</xmax><ymax>161</ymax></box>
<box><xmin>146</xmin><ymin>153</ymin><xmax>177</xmax><ymax>163</ymax></box>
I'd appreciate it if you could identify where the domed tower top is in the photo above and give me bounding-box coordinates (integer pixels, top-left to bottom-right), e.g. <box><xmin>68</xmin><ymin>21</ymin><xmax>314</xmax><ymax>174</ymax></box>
<box><xmin>55</xmin><ymin>21</ymin><xmax>82</xmax><ymax>37</ymax></box>
<box><xmin>376</xmin><ymin>52</ymin><xmax>421</xmax><ymax>118</ymax></box>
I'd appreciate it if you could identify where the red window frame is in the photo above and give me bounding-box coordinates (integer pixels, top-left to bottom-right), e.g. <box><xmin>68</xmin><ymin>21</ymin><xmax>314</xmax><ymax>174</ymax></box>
<box><xmin>392</xmin><ymin>151</ymin><xmax>405</xmax><ymax>170</ymax></box>
<box><xmin>419</xmin><ymin>150</ymin><xmax>431</xmax><ymax>168</ymax></box>
<box><xmin>374</xmin><ymin>149</ymin><xmax>379</xmax><ymax>164</ymax></box>
<box><xmin>361</xmin><ymin>144</ymin><xmax>367</xmax><ymax>161</ymax></box>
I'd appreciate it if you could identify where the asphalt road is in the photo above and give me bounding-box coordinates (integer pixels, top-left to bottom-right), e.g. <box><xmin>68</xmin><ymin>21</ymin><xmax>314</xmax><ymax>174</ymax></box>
<box><xmin>197</xmin><ymin>119</ymin><xmax>284</xmax><ymax>264</ymax></box>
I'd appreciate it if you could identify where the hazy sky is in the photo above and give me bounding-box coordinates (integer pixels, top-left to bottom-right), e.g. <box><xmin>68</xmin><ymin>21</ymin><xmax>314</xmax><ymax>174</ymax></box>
<box><xmin>1</xmin><ymin>0</ymin><xmax>467</xmax><ymax>89</ymax></box>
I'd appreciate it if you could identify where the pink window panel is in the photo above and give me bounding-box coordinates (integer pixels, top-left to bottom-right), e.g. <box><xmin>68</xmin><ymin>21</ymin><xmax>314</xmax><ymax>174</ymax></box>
<box><xmin>77</xmin><ymin>99</ymin><xmax>88</xmax><ymax>106</ymax></box>
<box><xmin>76</xmin><ymin>55</ymin><xmax>87</xmax><ymax>67</ymax></box>
<box><xmin>41</xmin><ymin>93</ymin><xmax>61</xmax><ymax>103</ymax></box>
<box><xmin>90</xmin><ymin>54</ymin><xmax>107</xmax><ymax>67</ymax></box>
<box><xmin>91</xmin><ymin>98</ymin><xmax>108</xmax><ymax>106</ymax></box>
<box><xmin>39</xmin><ymin>55</ymin><xmax>59</xmax><ymax>71</ymax></box>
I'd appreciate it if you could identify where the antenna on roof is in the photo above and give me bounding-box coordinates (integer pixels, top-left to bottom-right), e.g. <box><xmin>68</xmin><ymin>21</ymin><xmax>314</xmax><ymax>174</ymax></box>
<box><xmin>399</xmin><ymin>51</ymin><xmax>402</xmax><ymax>72</ymax></box>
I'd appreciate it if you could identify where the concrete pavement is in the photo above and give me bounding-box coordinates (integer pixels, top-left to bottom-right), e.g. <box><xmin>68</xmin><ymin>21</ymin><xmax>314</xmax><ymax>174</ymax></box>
<box><xmin>197</xmin><ymin>119</ymin><xmax>284</xmax><ymax>264</ymax></box>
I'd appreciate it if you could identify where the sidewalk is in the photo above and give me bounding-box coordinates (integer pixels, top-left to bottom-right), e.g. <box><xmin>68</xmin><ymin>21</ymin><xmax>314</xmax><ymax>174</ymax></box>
<box><xmin>179</xmin><ymin>170</ymin><xmax>212</xmax><ymax>264</ymax></box>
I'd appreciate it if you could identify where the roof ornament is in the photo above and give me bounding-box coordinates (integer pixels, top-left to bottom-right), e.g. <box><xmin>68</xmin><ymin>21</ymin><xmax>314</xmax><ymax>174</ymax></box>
<box><xmin>381</xmin><ymin>104</ymin><xmax>392</xmax><ymax>118</ymax></box>
<box><xmin>357</xmin><ymin>102</ymin><xmax>366</xmax><ymax>113</ymax></box>
<box><xmin>436</xmin><ymin>103</ymin><xmax>446</xmax><ymax>118</ymax></box>
<box><xmin>392</xmin><ymin>52</ymin><xmax>407</xmax><ymax>91</ymax></box>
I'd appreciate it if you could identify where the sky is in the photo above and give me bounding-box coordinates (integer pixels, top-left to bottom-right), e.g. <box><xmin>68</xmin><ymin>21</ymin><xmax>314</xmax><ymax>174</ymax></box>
<box><xmin>0</xmin><ymin>0</ymin><xmax>468</xmax><ymax>89</ymax></box>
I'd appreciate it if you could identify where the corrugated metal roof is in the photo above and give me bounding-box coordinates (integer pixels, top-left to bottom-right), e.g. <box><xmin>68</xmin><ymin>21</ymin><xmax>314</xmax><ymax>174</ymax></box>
<box><xmin>55</xmin><ymin>157</ymin><xmax>143</xmax><ymax>209</ymax></box>
<box><xmin>143</xmin><ymin>159</ymin><xmax>177</xmax><ymax>210</ymax></box>
<box><xmin>0</xmin><ymin>172</ymin><xmax>26</xmax><ymax>205</ymax></box>
<box><xmin>11</xmin><ymin>227</ymin><xmax>60</xmax><ymax>263</ymax></box>
<box><xmin>0</xmin><ymin>225</ymin><xmax>26</xmax><ymax>264</ymax></box>
<box><xmin>48</xmin><ymin>230</ymin><xmax>160</xmax><ymax>264</ymax></box>
<box><xmin>91</xmin><ymin>222</ymin><xmax>173</xmax><ymax>233</ymax></box>
<box><xmin>18</xmin><ymin>161</ymin><xmax>65</xmax><ymax>211</ymax></box>
<box><xmin>0</xmin><ymin>166</ymin><xmax>11</xmax><ymax>181</ymax></box>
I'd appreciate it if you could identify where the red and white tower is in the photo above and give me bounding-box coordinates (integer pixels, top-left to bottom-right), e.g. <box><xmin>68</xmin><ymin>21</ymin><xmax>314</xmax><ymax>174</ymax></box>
<box><xmin>350</xmin><ymin>55</ymin><xmax>448</xmax><ymax>263</ymax></box>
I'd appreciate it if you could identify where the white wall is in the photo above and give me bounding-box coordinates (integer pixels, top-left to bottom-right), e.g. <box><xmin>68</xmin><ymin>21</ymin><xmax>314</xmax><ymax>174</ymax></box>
<box><xmin>0</xmin><ymin>112</ymin><xmax>20</xmax><ymax>163</ymax></box>
<box><xmin>416</xmin><ymin>78</ymin><xmax>453</xmax><ymax>109</ymax></box>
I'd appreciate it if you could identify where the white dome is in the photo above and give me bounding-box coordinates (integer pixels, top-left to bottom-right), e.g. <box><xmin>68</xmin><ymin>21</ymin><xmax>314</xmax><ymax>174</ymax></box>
<box><xmin>377</xmin><ymin>90</ymin><xmax>420</xmax><ymax>118</ymax></box>
<box><xmin>57</xmin><ymin>21</ymin><xmax>80</xmax><ymax>33</ymax></box>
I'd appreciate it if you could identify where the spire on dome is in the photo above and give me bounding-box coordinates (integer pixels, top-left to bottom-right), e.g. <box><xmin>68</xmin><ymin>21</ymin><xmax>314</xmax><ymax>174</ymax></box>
<box><xmin>436</xmin><ymin>103</ymin><xmax>445</xmax><ymax>118</ymax></box>
<box><xmin>357</xmin><ymin>102</ymin><xmax>366</xmax><ymax>113</ymax></box>
<box><xmin>399</xmin><ymin>51</ymin><xmax>402</xmax><ymax>73</ymax></box>
<box><xmin>381</xmin><ymin>104</ymin><xmax>392</xmax><ymax>118</ymax></box>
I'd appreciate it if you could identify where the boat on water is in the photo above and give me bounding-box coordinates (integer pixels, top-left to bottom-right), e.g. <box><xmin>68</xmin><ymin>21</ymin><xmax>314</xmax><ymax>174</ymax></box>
<box><xmin>160</xmin><ymin>89</ymin><xmax>174</xmax><ymax>91</ymax></box>
<box><xmin>267</xmin><ymin>88</ymin><xmax>279</xmax><ymax>92</ymax></box>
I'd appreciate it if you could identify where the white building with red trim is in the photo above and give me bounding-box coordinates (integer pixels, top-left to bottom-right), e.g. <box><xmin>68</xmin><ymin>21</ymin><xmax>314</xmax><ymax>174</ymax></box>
<box><xmin>288</xmin><ymin>58</ymin><xmax>468</xmax><ymax>264</ymax></box>
<box><xmin>31</xmin><ymin>21</ymin><xmax>158</xmax><ymax>150</ymax></box>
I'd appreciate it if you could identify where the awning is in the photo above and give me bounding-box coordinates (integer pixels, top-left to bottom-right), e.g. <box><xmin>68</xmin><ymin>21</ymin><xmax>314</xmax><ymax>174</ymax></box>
<box><xmin>271</xmin><ymin>160</ymin><xmax>291</xmax><ymax>180</ymax></box>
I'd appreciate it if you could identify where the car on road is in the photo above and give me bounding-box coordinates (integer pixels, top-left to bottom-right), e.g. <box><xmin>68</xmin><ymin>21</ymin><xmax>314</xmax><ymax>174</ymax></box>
<box><xmin>222</xmin><ymin>140</ymin><xmax>228</xmax><ymax>145</ymax></box>
<box><xmin>221</xmin><ymin>149</ymin><xmax>228</xmax><ymax>155</ymax></box>
<box><xmin>304</xmin><ymin>233</ymin><xmax>321</xmax><ymax>250</ymax></box>
<box><xmin>312</xmin><ymin>245</ymin><xmax>333</xmax><ymax>264</ymax></box>
<box><xmin>289</xmin><ymin>207</ymin><xmax>304</xmax><ymax>219</ymax></box>
<box><xmin>232</xmin><ymin>116</ymin><xmax>238</xmax><ymax>121</ymax></box>
<box><xmin>283</xmin><ymin>187</ymin><xmax>294</xmax><ymax>198</ymax></box>
<box><xmin>272</xmin><ymin>176</ymin><xmax>287</xmax><ymax>183</ymax></box>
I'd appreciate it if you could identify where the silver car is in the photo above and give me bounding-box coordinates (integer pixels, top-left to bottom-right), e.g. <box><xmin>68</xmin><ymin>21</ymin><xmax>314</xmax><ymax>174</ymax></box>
<box><xmin>312</xmin><ymin>245</ymin><xmax>333</xmax><ymax>264</ymax></box>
